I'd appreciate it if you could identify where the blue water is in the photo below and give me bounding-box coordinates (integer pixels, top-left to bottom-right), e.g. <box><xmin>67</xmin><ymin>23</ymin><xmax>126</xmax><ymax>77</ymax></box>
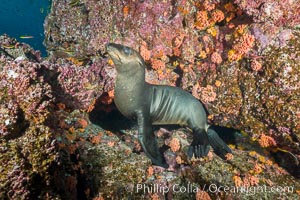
<box><xmin>0</xmin><ymin>0</ymin><xmax>51</xmax><ymax>57</ymax></box>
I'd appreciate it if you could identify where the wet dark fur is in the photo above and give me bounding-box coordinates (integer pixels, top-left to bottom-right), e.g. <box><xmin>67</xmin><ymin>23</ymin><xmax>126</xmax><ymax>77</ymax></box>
<box><xmin>106</xmin><ymin>43</ymin><xmax>232</xmax><ymax>168</ymax></box>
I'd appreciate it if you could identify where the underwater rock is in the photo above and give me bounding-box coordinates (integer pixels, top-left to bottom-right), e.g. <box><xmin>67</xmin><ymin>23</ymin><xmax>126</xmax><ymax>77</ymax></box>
<box><xmin>1</xmin><ymin>0</ymin><xmax>300</xmax><ymax>199</ymax></box>
<box><xmin>0</xmin><ymin>36</ymin><xmax>53</xmax><ymax>137</ymax></box>
<box><xmin>44</xmin><ymin>0</ymin><xmax>300</xmax><ymax>171</ymax></box>
<box><xmin>0</xmin><ymin>35</ymin><xmax>60</xmax><ymax>199</ymax></box>
<box><xmin>54</xmin><ymin>59</ymin><xmax>110</xmax><ymax>110</ymax></box>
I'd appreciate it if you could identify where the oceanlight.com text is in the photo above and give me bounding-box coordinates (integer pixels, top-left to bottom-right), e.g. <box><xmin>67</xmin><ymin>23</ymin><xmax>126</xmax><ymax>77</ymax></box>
<box><xmin>135</xmin><ymin>183</ymin><xmax>294</xmax><ymax>196</ymax></box>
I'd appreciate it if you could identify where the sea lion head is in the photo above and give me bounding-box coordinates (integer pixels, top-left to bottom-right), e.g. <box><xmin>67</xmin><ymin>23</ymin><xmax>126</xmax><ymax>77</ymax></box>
<box><xmin>106</xmin><ymin>43</ymin><xmax>145</xmax><ymax>72</ymax></box>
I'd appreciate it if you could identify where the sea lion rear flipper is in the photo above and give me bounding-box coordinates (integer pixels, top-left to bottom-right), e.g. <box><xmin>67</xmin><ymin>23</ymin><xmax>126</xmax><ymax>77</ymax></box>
<box><xmin>207</xmin><ymin>127</ymin><xmax>232</xmax><ymax>159</ymax></box>
<box><xmin>188</xmin><ymin>129</ymin><xmax>210</xmax><ymax>158</ymax></box>
<box><xmin>136</xmin><ymin>111</ymin><xmax>169</xmax><ymax>168</ymax></box>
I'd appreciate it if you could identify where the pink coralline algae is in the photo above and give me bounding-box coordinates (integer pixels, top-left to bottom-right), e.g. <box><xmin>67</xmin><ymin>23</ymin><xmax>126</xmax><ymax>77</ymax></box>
<box><xmin>251</xmin><ymin>60</ymin><xmax>262</xmax><ymax>71</ymax></box>
<box><xmin>45</xmin><ymin>0</ymin><xmax>189</xmax><ymax>86</ymax></box>
<box><xmin>228</xmin><ymin>31</ymin><xmax>255</xmax><ymax>62</ymax></box>
<box><xmin>0</xmin><ymin>60</ymin><xmax>53</xmax><ymax>127</ymax></box>
<box><xmin>192</xmin><ymin>84</ymin><xmax>217</xmax><ymax>103</ymax></box>
<box><xmin>29</xmin><ymin>1</ymin><xmax>300</xmax><ymax>196</ymax></box>
<box><xmin>168</xmin><ymin>137</ymin><xmax>181</xmax><ymax>153</ymax></box>
<box><xmin>276</xmin><ymin>29</ymin><xmax>294</xmax><ymax>47</ymax></box>
<box><xmin>200</xmin><ymin>85</ymin><xmax>217</xmax><ymax>103</ymax></box>
<box><xmin>139</xmin><ymin>42</ymin><xmax>151</xmax><ymax>61</ymax></box>
<box><xmin>195</xmin><ymin>11</ymin><xmax>210</xmax><ymax>30</ymax></box>
<box><xmin>235</xmin><ymin>0</ymin><xmax>300</xmax><ymax>51</ymax></box>
<box><xmin>150</xmin><ymin>59</ymin><xmax>165</xmax><ymax>70</ymax></box>
<box><xmin>0</xmin><ymin>99</ymin><xmax>19</xmax><ymax>136</ymax></box>
<box><xmin>56</xmin><ymin>59</ymin><xmax>109</xmax><ymax>109</ymax></box>
<box><xmin>234</xmin><ymin>33</ymin><xmax>255</xmax><ymax>54</ymax></box>
<box><xmin>0</xmin><ymin>11</ymin><xmax>299</xmax><ymax>200</ymax></box>
<box><xmin>258</xmin><ymin>133</ymin><xmax>277</xmax><ymax>148</ymax></box>
<box><xmin>6</xmin><ymin>166</ymin><xmax>30</xmax><ymax>199</ymax></box>
<box><xmin>234</xmin><ymin>0</ymin><xmax>300</xmax><ymax>26</ymax></box>
<box><xmin>0</xmin><ymin>36</ymin><xmax>59</xmax><ymax>199</ymax></box>
<box><xmin>211</xmin><ymin>9</ymin><xmax>225</xmax><ymax>23</ymax></box>
<box><xmin>203</xmin><ymin>0</ymin><xmax>215</xmax><ymax>11</ymax></box>
<box><xmin>211</xmin><ymin>52</ymin><xmax>222</xmax><ymax>64</ymax></box>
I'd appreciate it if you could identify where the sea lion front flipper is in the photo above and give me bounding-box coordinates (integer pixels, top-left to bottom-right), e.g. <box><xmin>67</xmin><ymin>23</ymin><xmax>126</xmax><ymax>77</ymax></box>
<box><xmin>207</xmin><ymin>127</ymin><xmax>232</xmax><ymax>159</ymax></box>
<box><xmin>188</xmin><ymin>129</ymin><xmax>210</xmax><ymax>158</ymax></box>
<box><xmin>136</xmin><ymin>111</ymin><xmax>169</xmax><ymax>168</ymax></box>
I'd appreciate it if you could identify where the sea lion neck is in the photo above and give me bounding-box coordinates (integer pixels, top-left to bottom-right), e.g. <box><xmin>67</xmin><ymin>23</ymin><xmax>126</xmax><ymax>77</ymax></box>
<box><xmin>116</xmin><ymin>62</ymin><xmax>145</xmax><ymax>87</ymax></box>
<box><xmin>106</xmin><ymin>42</ymin><xmax>146</xmax><ymax>85</ymax></box>
<box><xmin>115</xmin><ymin>61</ymin><xmax>145</xmax><ymax>77</ymax></box>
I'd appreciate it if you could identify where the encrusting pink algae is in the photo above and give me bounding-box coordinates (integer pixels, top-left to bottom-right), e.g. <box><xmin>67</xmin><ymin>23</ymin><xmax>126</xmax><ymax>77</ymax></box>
<box><xmin>0</xmin><ymin>0</ymin><xmax>300</xmax><ymax>199</ymax></box>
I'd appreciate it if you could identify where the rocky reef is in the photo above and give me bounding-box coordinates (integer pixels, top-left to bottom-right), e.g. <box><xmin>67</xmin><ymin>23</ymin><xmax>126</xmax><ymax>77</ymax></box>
<box><xmin>0</xmin><ymin>0</ymin><xmax>299</xmax><ymax>199</ymax></box>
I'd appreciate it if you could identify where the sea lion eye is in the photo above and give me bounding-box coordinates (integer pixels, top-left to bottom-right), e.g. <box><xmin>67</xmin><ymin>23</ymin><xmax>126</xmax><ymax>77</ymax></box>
<box><xmin>124</xmin><ymin>47</ymin><xmax>132</xmax><ymax>55</ymax></box>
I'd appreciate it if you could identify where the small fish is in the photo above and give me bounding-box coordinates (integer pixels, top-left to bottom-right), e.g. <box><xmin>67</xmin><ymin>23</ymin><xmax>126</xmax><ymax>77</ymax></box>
<box><xmin>1</xmin><ymin>45</ymin><xmax>15</xmax><ymax>49</ymax></box>
<box><xmin>14</xmin><ymin>56</ymin><xmax>26</xmax><ymax>62</ymax></box>
<box><xmin>69</xmin><ymin>0</ymin><xmax>80</xmax><ymax>7</ymax></box>
<box><xmin>59</xmin><ymin>48</ymin><xmax>75</xmax><ymax>56</ymax></box>
<box><xmin>19</xmin><ymin>35</ymin><xmax>34</xmax><ymax>39</ymax></box>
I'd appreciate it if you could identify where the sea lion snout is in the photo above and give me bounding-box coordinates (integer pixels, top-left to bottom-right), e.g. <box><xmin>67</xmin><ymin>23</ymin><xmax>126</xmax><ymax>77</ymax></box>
<box><xmin>105</xmin><ymin>43</ymin><xmax>115</xmax><ymax>52</ymax></box>
<box><xmin>106</xmin><ymin>43</ymin><xmax>128</xmax><ymax>52</ymax></box>
<box><xmin>106</xmin><ymin>43</ymin><xmax>123</xmax><ymax>65</ymax></box>
<box><xmin>106</xmin><ymin>43</ymin><xmax>134</xmax><ymax>55</ymax></box>
<box><xmin>106</xmin><ymin>43</ymin><xmax>142</xmax><ymax>68</ymax></box>
<box><xmin>105</xmin><ymin>43</ymin><xmax>110</xmax><ymax>51</ymax></box>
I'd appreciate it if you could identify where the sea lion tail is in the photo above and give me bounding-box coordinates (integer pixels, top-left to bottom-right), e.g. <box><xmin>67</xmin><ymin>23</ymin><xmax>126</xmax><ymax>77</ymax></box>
<box><xmin>207</xmin><ymin>127</ymin><xmax>232</xmax><ymax>159</ymax></box>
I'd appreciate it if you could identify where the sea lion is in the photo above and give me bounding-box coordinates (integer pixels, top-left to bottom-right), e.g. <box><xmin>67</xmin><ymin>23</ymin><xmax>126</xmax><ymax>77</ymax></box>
<box><xmin>106</xmin><ymin>43</ymin><xmax>232</xmax><ymax>168</ymax></box>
